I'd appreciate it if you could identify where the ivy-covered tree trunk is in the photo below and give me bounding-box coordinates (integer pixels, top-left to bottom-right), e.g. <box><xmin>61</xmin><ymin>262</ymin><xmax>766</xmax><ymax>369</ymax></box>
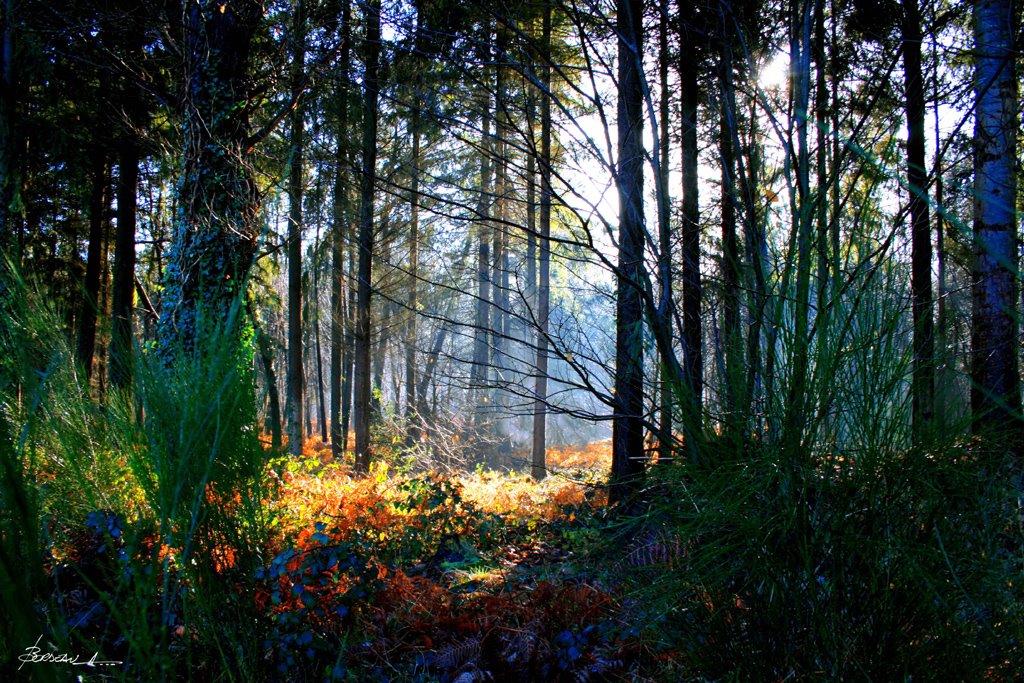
<box><xmin>158</xmin><ymin>0</ymin><xmax>262</xmax><ymax>361</ymax></box>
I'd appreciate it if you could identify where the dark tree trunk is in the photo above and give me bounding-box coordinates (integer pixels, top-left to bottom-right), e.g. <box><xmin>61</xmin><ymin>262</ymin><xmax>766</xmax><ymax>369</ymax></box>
<box><xmin>77</xmin><ymin>153</ymin><xmax>110</xmax><ymax>381</ymax></box>
<box><xmin>971</xmin><ymin>0</ymin><xmax>1020</xmax><ymax>439</ymax></box>
<box><xmin>405</xmin><ymin>73</ymin><xmax>422</xmax><ymax>446</ymax></box>
<box><xmin>471</xmin><ymin>90</ymin><xmax>493</xmax><ymax>415</ymax></box>
<box><xmin>353</xmin><ymin>0</ymin><xmax>381</xmax><ymax>474</ymax></box>
<box><xmin>531</xmin><ymin>2</ymin><xmax>552</xmax><ymax>481</ymax></box>
<box><xmin>610</xmin><ymin>0</ymin><xmax>646</xmax><ymax>503</ymax></box>
<box><xmin>0</xmin><ymin>0</ymin><xmax>21</xmax><ymax>256</ymax></box>
<box><xmin>680</xmin><ymin>15</ymin><xmax>702</xmax><ymax>436</ymax></box>
<box><xmin>341</xmin><ymin>239</ymin><xmax>356</xmax><ymax>455</ymax></box>
<box><xmin>784</xmin><ymin>0</ymin><xmax>813</xmax><ymax>445</ymax></box>
<box><xmin>287</xmin><ymin>0</ymin><xmax>306</xmax><ymax>457</ymax></box>
<box><xmin>330</xmin><ymin>0</ymin><xmax>352</xmax><ymax>460</ymax></box>
<box><xmin>109</xmin><ymin>132</ymin><xmax>139</xmax><ymax>390</ymax></box>
<box><xmin>656</xmin><ymin>0</ymin><xmax>674</xmax><ymax>463</ymax></box>
<box><xmin>719</xmin><ymin>26</ymin><xmax>741</xmax><ymax>435</ymax></box>
<box><xmin>903</xmin><ymin>0</ymin><xmax>934</xmax><ymax>439</ymax></box>
<box><xmin>250</xmin><ymin>301</ymin><xmax>282</xmax><ymax>449</ymax></box>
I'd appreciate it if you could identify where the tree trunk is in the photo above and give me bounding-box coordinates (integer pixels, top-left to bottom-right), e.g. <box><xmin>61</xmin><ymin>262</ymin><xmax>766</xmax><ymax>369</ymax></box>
<box><xmin>313</xmin><ymin>246</ymin><xmax>328</xmax><ymax>443</ymax></box>
<box><xmin>971</xmin><ymin>0</ymin><xmax>1020</xmax><ymax>439</ymax></box>
<box><xmin>719</xmin><ymin>21</ymin><xmax>741</xmax><ymax>437</ymax></box>
<box><xmin>404</xmin><ymin>92</ymin><xmax>421</xmax><ymax>446</ymax></box>
<box><xmin>531</xmin><ymin>2</ymin><xmax>552</xmax><ymax>481</ymax></box>
<box><xmin>784</xmin><ymin>0</ymin><xmax>813</xmax><ymax>446</ymax></box>
<box><xmin>610</xmin><ymin>0</ymin><xmax>646</xmax><ymax>503</ymax></box>
<box><xmin>330</xmin><ymin>0</ymin><xmax>352</xmax><ymax>460</ymax></box>
<box><xmin>903</xmin><ymin>0</ymin><xmax>934</xmax><ymax>440</ymax></box>
<box><xmin>471</xmin><ymin>88</ymin><xmax>493</xmax><ymax>418</ymax></box>
<box><xmin>679</xmin><ymin>10</ymin><xmax>702</xmax><ymax>437</ymax></box>
<box><xmin>287</xmin><ymin>0</ymin><xmax>306</xmax><ymax>457</ymax></box>
<box><xmin>109</xmin><ymin>129</ymin><xmax>139</xmax><ymax>389</ymax></box>
<box><xmin>341</xmin><ymin>237</ymin><xmax>356</xmax><ymax>455</ymax></box>
<box><xmin>77</xmin><ymin>153</ymin><xmax>110</xmax><ymax>381</ymax></box>
<box><xmin>159</xmin><ymin>0</ymin><xmax>262</xmax><ymax>360</ymax></box>
<box><xmin>250</xmin><ymin>300</ymin><xmax>282</xmax><ymax>449</ymax></box>
<box><xmin>0</xmin><ymin>0</ymin><xmax>21</xmax><ymax>256</ymax></box>
<box><xmin>656</xmin><ymin>0</ymin><xmax>674</xmax><ymax>463</ymax></box>
<box><xmin>353</xmin><ymin>0</ymin><xmax>381</xmax><ymax>474</ymax></box>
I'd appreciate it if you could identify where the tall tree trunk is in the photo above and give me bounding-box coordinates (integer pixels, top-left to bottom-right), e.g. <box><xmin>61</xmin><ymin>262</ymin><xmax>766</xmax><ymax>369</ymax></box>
<box><xmin>903</xmin><ymin>0</ymin><xmax>934</xmax><ymax>440</ymax></box>
<box><xmin>531</xmin><ymin>2</ymin><xmax>552</xmax><ymax>481</ymax></box>
<box><xmin>656</xmin><ymin>0</ymin><xmax>673</xmax><ymax>463</ymax></box>
<box><xmin>679</xmin><ymin>10</ymin><xmax>702</xmax><ymax>437</ymax></box>
<box><xmin>525</xmin><ymin>84</ymin><xmax>537</xmax><ymax>314</ymax></box>
<box><xmin>341</xmin><ymin>236</ymin><xmax>356</xmax><ymax>455</ymax></box>
<box><xmin>971</xmin><ymin>0</ymin><xmax>1020</xmax><ymax>438</ymax></box>
<box><xmin>287</xmin><ymin>0</ymin><xmax>306</xmax><ymax>457</ymax></box>
<box><xmin>610</xmin><ymin>0</ymin><xmax>646</xmax><ymax>502</ymax></box>
<box><xmin>0</xmin><ymin>0</ymin><xmax>21</xmax><ymax>256</ymax></box>
<box><xmin>471</xmin><ymin>86</ymin><xmax>493</xmax><ymax>418</ymax></box>
<box><xmin>404</xmin><ymin>82</ymin><xmax>421</xmax><ymax>446</ymax></box>
<box><xmin>313</xmin><ymin>242</ymin><xmax>328</xmax><ymax>443</ymax></box>
<box><xmin>109</xmin><ymin>127</ymin><xmax>140</xmax><ymax>389</ymax></box>
<box><xmin>933</xmin><ymin>26</ymin><xmax>949</xmax><ymax>427</ymax></box>
<box><xmin>330</xmin><ymin>0</ymin><xmax>352</xmax><ymax>460</ymax></box>
<box><xmin>719</xmin><ymin>12</ymin><xmax>741</xmax><ymax>437</ymax></box>
<box><xmin>743</xmin><ymin>87</ymin><xmax>767</xmax><ymax>428</ymax></box>
<box><xmin>250</xmin><ymin>300</ymin><xmax>282</xmax><ymax>449</ymax></box>
<box><xmin>353</xmin><ymin>0</ymin><xmax>381</xmax><ymax>474</ymax></box>
<box><xmin>784</xmin><ymin>0</ymin><xmax>813</xmax><ymax>446</ymax></box>
<box><xmin>77</xmin><ymin>153</ymin><xmax>110</xmax><ymax>381</ymax></box>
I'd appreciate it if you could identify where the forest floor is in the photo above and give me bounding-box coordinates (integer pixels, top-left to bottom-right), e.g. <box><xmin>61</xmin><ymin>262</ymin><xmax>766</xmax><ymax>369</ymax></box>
<box><xmin>28</xmin><ymin>429</ymin><xmax>1024</xmax><ymax>682</ymax></box>
<box><xmin>42</xmin><ymin>438</ymin><xmax>685</xmax><ymax>682</ymax></box>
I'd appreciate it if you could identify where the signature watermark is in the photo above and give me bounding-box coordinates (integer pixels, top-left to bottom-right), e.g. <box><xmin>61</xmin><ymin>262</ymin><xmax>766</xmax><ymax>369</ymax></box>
<box><xmin>17</xmin><ymin>635</ymin><xmax>123</xmax><ymax>671</ymax></box>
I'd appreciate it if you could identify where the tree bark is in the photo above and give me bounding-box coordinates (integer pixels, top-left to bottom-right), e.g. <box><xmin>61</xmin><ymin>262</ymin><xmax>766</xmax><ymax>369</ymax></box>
<box><xmin>719</xmin><ymin>16</ymin><xmax>741</xmax><ymax>435</ymax></box>
<box><xmin>611</xmin><ymin>0</ymin><xmax>646</xmax><ymax>502</ymax></box>
<box><xmin>404</xmin><ymin>88</ymin><xmax>421</xmax><ymax>446</ymax></box>
<box><xmin>0</xmin><ymin>0</ymin><xmax>21</xmax><ymax>256</ymax></box>
<box><xmin>971</xmin><ymin>0</ymin><xmax>1020</xmax><ymax>439</ymax></box>
<box><xmin>286</xmin><ymin>0</ymin><xmax>306</xmax><ymax>456</ymax></box>
<box><xmin>353</xmin><ymin>0</ymin><xmax>382</xmax><ymax>474</ymax></box>
<box><xmin>531</xmin><ymin>2</ymin><xmax>552</xmax><ymax>481</ymax></box>
<box><xmin>471</xmin><ymin>86</ymin><xmax>493</xmax><ymax>417</ymax></box>
<box><xmin>330</xmin><ymin>0</ymin><xmax>352</xmax><ymax>460</ymax></box>
<box><xmin>903</xmin><ymin>0</ymin><xmax>934</xmax><ymax>439</ymax></box>
<box><xmin>110</xmin><ymin>128</ymin><xmax>139</xmax><ymax>389</ymax></box>
<box><xmin>77</xmin><ymin>153</ymin><xmax>110</xmax><ymax>381</ymax></box>
<box><xmin>679</xmin><ymin>9</ymin><xmax>702</xmax><ymax>437</ymax></box>
<box><xmin>656</xmin><ymin>0</ymin><xmax>674</xmax><ymax>463</ymax></box>
<box><xmin>159</xmin><ymin>0</ymin><xmax>262</xmax><ymax>360</ymax></box>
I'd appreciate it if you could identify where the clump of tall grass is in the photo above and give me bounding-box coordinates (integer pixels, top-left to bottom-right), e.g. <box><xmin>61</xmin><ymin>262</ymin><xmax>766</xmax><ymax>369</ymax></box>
<box><xmin>625</xmin><ymin>241</ymin><xmax>1023</xmax><ymax>680</ymax></box>
<box><xmin>0</xmin><ymin>265</ymin><xmax>275</xmax><ymax>681</ymax></box>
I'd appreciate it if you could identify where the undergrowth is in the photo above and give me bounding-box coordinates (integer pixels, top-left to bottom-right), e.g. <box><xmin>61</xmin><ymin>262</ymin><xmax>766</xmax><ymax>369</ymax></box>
<box><xmin>3</xmin><ymin>269</ymin><xmax>1024</xmax><ymax>682</ymax></box>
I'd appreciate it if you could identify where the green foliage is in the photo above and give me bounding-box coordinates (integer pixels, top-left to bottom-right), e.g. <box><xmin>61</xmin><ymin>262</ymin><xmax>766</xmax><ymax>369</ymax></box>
<box><xmin>621</xmin><ymin>436</ymin><xmax>1023</xmax><ymax>680</ymax></box>
<box><xmin>0</xmin><ymin>264</ymin><xmax>274</xmax><ymax>681</ymax></box>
